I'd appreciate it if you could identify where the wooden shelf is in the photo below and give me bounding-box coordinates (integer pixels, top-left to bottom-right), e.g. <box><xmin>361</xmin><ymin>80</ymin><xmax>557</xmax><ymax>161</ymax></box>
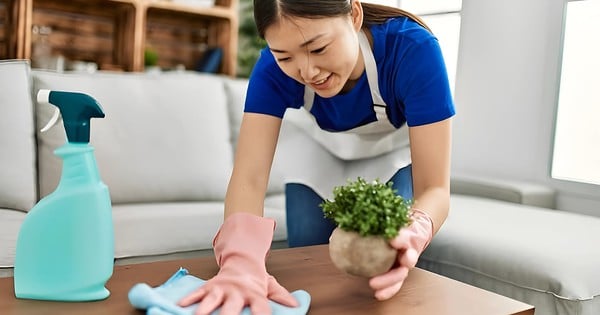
<box><xmin>147</xmin><ymin>1</ymin><xmax>234</xmax><ymax>19</ymax></box>
<box><xmin>0</xmin><ymin>0</ymin><xmax>26</xmax><ymax>59</ymax></box>
<box><xmin>28</xmin><ymin>0</ymin><xmax>136</xmax><ymax>71</ymax></box>
<box><xmin>0</xmin><ymin>1</ymin><xmax>9</xmax><ymax>58</ymax></box>
<box><xmin>1</xmin><ymin>0</ymin><xmax>238</xmax><ymax>75</ymax></box>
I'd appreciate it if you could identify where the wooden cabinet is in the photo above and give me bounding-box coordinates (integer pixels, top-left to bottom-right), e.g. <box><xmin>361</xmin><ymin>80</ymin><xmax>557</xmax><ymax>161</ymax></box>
<box><xmin>0</xmin><ymin>0</ymin><xmax>25</xmax><ymax>59</ymax></box>
<box><xmin>0</xmin><ymin>0</ymin><xmax>238</xmax><ymax>75</ymax></box>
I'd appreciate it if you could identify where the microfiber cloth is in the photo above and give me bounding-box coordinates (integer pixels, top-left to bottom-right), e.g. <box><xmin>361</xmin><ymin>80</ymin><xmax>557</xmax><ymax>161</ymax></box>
<box><xmin>128</xmin><ymin>268</ymin><xmax>311</xmax><ymax>315</ymax></box>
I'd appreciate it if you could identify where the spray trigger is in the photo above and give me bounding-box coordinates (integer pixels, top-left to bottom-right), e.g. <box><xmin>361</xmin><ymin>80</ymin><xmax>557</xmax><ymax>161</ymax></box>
<box><xmin>40</xmin><ymin>108</ymin><xmax>61</xmax><ymax>133</ymax></box>
<box><xmin>38</xmin><ymin>89</ymin><xmax>61</xmax><ymax>133</ymax></box>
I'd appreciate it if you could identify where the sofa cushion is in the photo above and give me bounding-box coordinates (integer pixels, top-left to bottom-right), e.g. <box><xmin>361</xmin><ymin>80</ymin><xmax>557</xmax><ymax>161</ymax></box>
<box><xmin>223</xmin><ymin>77</ymin><xmax>286</xmax><ymax>195</ymax></box>
<box><xmin>418</xmin><ymin>194</ymin><xmax>600</xmax><ymax>315</ymax></box>
<box><xmin>223</xmin><ymin>78</ymin><xmax>247</xmax><ymax>152</ymax></box>
<box><xmin>0</xmin><ymin>60</ymin><xmax>37</xmax><ymax>211</ymax></box>
<box><xmin>33</xmin><ymin>70</ymin><xmax>233</xmax><ymax>204</ymax></box>
<box><xmin>264</xmin><ymin>193</ymin><xmax>288</xmax><ymax>241</ymax></box>
<box><xmin>112</xmin><ymin>201</ymin><xmax>287</xmax><ymax>259</ymax></box>
<box><xmin>0</xmin><ymin>209</ymin><xmax>27</xmax><ymax>268</ymax></box>
<box><xmin>450</xmin><ymin>174</ymin><xmax>556</xmax><ymax>208</ymax></box>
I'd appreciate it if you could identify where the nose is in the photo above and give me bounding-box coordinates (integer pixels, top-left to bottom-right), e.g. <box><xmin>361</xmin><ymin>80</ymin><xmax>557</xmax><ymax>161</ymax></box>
<box><xmin>298</xmin><ymin>54</ymin><xmax>319</xmax><ymax>83</ymax></box>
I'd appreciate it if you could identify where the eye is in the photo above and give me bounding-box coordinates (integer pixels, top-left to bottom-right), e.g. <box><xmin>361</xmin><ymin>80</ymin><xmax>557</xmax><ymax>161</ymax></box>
<box><xmin>277</xmin><ymin>57</ymin><xmax>291</xmax><ymax>62</ymax></box>
<box><xmin>311</xmin><ymin>46</ymin><xmax>327</xmax><ymax>54</ymax></box>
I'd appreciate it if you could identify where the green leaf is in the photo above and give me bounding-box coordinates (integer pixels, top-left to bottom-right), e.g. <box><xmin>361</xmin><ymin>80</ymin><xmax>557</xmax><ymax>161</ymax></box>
<box><xmin>320</xmin><ymin>177</ymin><xmax>412</xmax><ymax>239</ymax></box>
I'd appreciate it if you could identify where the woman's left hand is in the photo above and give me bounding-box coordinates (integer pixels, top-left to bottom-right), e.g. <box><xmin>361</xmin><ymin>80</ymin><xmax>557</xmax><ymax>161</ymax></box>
<box><xmin>368</xmin><ymin>209</ymin><xmax>434</xmax><ymax>300</ymax></box>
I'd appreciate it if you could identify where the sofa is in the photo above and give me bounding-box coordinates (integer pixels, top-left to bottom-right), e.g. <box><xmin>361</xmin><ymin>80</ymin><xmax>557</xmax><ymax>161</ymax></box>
<box><xmin>0</xmin><ymin>59</ymin><xmax>290</xmax><ymax>270</ymax></box>
<box><xmin>1</xmin><ymin>59</ymin><xmax>599</xmax><ymax>315</ymax></box>
<box><xmin>422</xmin><ymin>178</ymin><xmax>600</xmax><ymax>315</ymax></box>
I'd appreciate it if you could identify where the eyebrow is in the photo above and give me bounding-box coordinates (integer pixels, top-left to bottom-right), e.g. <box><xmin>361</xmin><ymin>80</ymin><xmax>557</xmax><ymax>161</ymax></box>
<box><xmin>270</xmin><ymin>34</ymin><xmax>325</xmax><ymax>53</ymax></box>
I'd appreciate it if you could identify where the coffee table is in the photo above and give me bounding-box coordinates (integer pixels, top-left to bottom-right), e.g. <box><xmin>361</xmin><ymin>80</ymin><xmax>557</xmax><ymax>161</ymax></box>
<box><xmin>0</xmin><ymin>244</ymin><xmax>534</xmax><ymax>315</ymax></box>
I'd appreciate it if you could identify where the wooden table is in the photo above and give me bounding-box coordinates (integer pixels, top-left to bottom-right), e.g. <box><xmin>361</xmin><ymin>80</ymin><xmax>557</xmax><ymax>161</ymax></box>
<box><xmin>0</xmin><ymin>245</ymin><xmax>534</xmax><ymax>315</ymax></box>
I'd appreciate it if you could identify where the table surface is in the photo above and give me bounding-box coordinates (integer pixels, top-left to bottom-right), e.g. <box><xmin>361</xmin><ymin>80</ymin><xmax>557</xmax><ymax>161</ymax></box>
<box><xmin>0</xmin><ymin>244</ymin><xmax>534</xmax><ymax>315</ymax></box>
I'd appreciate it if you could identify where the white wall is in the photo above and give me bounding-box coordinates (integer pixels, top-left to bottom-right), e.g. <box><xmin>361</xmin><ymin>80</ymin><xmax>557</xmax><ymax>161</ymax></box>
<box><xmin>452</xmin><ymin>0</ymin><xmax>600</xmax><ymax>216</ymax></box>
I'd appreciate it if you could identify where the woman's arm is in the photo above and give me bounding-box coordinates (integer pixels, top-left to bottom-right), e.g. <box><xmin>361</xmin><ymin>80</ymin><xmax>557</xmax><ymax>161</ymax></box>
<box><xmin>408</xmin><ymin>117</ymin><xmax>452</xmax><ymax>234</ymax></box>
<box><xmin>178</xmin><ymin>112</ymin><xmax>300</xmax><ymax>313</ymax></box>
<box><xmin>224</xmin><ymin>112</ymin><xmax>282</xmax><ymax>219</ymax></box>
<box><xmin>369</xmin><ymin>117</ymin><xmax>452</xmax><ymax>300</ymax></box>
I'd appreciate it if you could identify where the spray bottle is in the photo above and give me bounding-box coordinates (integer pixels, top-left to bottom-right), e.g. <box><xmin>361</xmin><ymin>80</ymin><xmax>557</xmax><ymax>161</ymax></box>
<box><xmin>14</xmin><ymin>90</ymin><xmax>114</xmax><ymax>301</ymax></box>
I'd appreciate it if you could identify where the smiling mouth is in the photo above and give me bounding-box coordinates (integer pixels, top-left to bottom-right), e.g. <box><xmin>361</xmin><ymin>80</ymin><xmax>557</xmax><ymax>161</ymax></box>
<box><xmin>312</xmin><ymin>74</ymin><xmax>331</xmax><ymax>86</ymax></box>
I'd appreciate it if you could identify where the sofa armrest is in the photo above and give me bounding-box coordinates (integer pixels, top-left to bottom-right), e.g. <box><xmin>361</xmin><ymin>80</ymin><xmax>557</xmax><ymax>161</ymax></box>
<box><xmin>450</xmin><ymin>174</ymin><xmax>556</xmax><ymax>209</ymax></box>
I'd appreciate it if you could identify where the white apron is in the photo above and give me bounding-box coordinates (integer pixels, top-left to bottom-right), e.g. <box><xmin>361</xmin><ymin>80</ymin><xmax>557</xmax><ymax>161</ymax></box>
<box><xmin>277</xmin><ymin>30</ymin><xmax>412</xmax><ymax>199</ymax></box>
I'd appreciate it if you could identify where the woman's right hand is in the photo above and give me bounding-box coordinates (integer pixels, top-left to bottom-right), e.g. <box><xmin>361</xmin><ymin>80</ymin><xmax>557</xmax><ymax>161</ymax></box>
<box><xmin>177</xmin><ymin>213</ymin><xmax>298</xmax><ymax>315</ymax></box>
<box><xmin>368</xmin><ymin>209</ymin><xmax>434</xmax><ymax>301</ymax></box>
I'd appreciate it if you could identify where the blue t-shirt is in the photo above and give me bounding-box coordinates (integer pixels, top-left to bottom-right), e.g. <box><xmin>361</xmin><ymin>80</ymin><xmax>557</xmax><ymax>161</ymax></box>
<box><xmin>244</xmin><ymin>17</ymin><xmax>455</xmax><ymax>131</ymax></box>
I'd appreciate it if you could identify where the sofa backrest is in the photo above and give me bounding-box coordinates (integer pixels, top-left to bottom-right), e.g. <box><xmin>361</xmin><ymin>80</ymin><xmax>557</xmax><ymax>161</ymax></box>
<box><xmin>0</xmin><ymin>60</ymin><xmax>38</xmax><ymax>212</ymax></box>
<box><xmin>32</xmin><ymin>70</ymin><xmax>234</xmax><ymax>204</ymax></box>
<box><xmin>223</xmin><ymin>77</ymin><xmax>291</xmax><ymax>196</ymax></box>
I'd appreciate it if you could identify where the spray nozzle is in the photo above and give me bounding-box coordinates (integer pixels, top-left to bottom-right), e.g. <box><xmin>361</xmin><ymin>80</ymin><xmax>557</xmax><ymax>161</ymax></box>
<box><xmin>40</xmin><ymin>108</ymin><xmax>61</xmax><ymax>133</ymax></box>
<box><xmin>37</xmin><ymin>89</ymin><xmax>105</xmax><ymax>143</ymax></box>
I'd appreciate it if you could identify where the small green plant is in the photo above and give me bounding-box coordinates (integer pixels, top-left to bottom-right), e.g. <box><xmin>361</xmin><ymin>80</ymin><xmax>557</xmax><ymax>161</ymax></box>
<box><xmin>144</xmin><ymin>48</ymin><xmax>158</xmax><ymax>67</ymax></box>
<box><xmin>321</xmin><ymin>177</ymin><xmax>412</xmax><ymax>240</ymax></box>
<box><xmin>236</xmin><ymin>0</ymin><xmax>267</xmax><ymax>77</ymax></box>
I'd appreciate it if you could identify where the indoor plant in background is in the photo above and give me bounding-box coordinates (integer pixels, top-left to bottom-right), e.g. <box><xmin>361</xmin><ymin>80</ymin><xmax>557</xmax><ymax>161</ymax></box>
<box><xmin>144</xmin><ymin>47</ymin><xmax>160</xmax><ymax>73</ymax></box>
<box><xmin>321</xmin><ymin>178</ymin><xmax>412</xmax><ymax>277</ymax></box>
<box><xmin>236</xmin><ymin>0</ymin><xmax>266</xmax><ymax>77</ymax></box>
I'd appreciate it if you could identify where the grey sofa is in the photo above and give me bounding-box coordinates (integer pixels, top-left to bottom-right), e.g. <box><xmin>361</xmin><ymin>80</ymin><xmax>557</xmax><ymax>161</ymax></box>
<box><xmin>422</xmin><ymin>178</ymin><xmax>600</xmax><ymax>315</ymax></box>
<box><xmin>0</xmin><ymin>59</ymin><xmax>290</xmax><ymax>273</ymax></box>
<box><xmin>1</xmin><ymin>59</ymin><xmax>599</xmax><ymax>315</ymax></box>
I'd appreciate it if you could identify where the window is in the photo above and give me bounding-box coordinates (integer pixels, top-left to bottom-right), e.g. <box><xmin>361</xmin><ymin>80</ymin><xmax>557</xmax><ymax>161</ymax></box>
<box><xmin>552</xmin><ymin>0</ymin><xmax>600</xmax><ymax>186</ymax></box>
<box><xmin>362</xmin><ymin>0</ymin><xmax>462</xmax><ymax>94</ymax></box>
<box><xmin>420</xmin><ymin>13</ymin><xmax>461</xmax><ymax>95</ymax></box>
<box><xmin>361</xmin><ymin>0</ymin><xmax>399</xmax><ymax>6</ymax></box>
<box><xmin>399</xmin><ymin>0</ymin><xmax>462</xmax><ymax>15</ymax></box>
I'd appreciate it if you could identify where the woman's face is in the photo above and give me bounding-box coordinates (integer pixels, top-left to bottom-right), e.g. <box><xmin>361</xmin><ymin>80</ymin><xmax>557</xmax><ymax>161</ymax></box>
<box><xmin>264</xmin><ymin>14</ymin><xmax>364</xmax><ymax>98</ymax></box>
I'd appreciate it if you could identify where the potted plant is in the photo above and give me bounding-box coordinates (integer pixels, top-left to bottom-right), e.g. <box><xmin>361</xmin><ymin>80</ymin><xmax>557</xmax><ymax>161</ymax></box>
<box><xmin>236</xmin><ymin>0</ymin><xmax>267</xmax><ymax>77</ymax></box>
<box><xmin>320</xmin><ymin>177</ymin><xmax>412</xmax><ymax>277</ymax></box>
<box><xmin>144</xmin><ymin>47</ymin><xmax>160</xmax><ymax>73</ymax></box>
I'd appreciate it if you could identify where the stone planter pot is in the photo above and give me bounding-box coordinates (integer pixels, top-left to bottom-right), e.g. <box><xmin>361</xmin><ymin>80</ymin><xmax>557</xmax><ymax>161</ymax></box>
<box><xmin>328</xmin><ymin>227</ymin><xmax>397</xmax><ymax>278</ymax></box>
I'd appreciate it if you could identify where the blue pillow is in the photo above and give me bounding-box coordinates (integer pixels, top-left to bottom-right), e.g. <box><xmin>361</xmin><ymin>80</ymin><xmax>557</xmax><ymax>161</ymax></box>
<box><xmin>195</xmin><ymin>48</ymin><xmax>223</xmax><ymax>73</ymax></box>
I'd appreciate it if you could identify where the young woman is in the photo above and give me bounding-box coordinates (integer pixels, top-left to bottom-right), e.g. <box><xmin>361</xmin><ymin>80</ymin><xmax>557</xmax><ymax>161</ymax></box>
<box><xmin>179</xmin><ymin>0</ymin><xmax>455</xmax><ymax>314</ymax></box>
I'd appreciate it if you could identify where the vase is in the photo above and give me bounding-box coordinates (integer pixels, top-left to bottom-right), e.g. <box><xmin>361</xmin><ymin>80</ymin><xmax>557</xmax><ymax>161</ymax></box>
<box><xmin>328</xmin><ymin>227</ymin><xmax>397</xmax><ymax>278</ymax></box>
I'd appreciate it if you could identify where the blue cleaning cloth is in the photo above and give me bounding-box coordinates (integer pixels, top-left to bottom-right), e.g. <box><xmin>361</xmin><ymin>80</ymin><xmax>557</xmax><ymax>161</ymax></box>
<box><xmin>128</xmin><ymin>268</ymin><xmax>311</xmax><ymax>315</ymax></box>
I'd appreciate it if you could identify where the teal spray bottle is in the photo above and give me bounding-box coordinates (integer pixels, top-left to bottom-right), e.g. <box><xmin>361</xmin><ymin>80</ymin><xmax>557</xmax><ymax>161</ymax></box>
<box><xmin>14</xmin><ymin>90</ymin><xmax>114</xmax><ymax>301</ymax></box>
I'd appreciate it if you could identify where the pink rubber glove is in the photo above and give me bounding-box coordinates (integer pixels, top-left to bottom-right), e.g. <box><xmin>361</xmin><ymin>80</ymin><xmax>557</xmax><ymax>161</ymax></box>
<box><xmin>369</xmin><ymin>209</ymin><xmax>434</xmax><ymax>300</ymax></box>
<box><xmin>178</xmin><ymin>213</ymin><xmax>298</xmax><ymax>315</ymax></box>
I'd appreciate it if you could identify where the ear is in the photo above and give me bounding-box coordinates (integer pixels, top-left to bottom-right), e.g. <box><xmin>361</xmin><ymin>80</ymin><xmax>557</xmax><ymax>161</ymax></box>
<box><xmin>350</xmin><ymin>0</ymin><xmax>364</xmax><ymax>31</ymax></box>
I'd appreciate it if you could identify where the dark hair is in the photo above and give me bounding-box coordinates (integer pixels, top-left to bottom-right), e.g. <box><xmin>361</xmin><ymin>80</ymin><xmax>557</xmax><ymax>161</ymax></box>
<box><xmin>253</xmin><ymin>0</ymin><xmax>431</xmax><ymax>39</ymax></box>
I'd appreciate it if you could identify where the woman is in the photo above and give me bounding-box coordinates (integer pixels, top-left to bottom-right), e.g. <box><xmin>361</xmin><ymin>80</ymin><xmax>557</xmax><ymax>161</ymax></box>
<box><xmin>179</xmin><ymin>0</ymin><xmax>455</xmax><ymax>314</ymax></box>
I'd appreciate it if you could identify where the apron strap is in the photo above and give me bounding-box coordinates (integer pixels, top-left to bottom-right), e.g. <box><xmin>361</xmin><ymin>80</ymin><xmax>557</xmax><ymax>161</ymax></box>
<box><xmin>357</xmin><ymin>30</ymin><xmax>386</xmax><ymax>106</ymax></box>
<box><xmin>303</xmin><ymin>85</ymin><xmax>315</xmax><ymax>112</ymax></box>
